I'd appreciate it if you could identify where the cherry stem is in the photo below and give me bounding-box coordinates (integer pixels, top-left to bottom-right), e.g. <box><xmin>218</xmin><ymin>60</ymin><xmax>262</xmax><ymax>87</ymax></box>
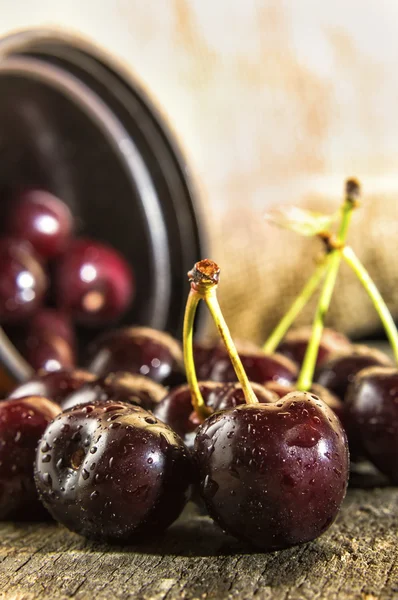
<box><xmin>183</xmin><ymin>259</ymin><xmax>259</xmax><ymax>413</ymax></box>
<box><xmin>183</xmin><ymin>289</ymin><xmax>212</xmax><ymax>421</ymax></box>
<box><xmin>262</xmin><ymin>258</ymin><xmax>329</xmax><ymax>354</ymax></box>
<box><xmin>342</xmin><ymin>246</ymin><xmax>398</xmax><ymax>364</ymax></box>
<box><xmin>204</xmin><ymin>291</ymin><xmax>259</xmax><ymax>405</ymax></box>
<box><xmin>297</xmin><ymin>179</ymin><xmax>360</xmax><ymax>391</ymax></box>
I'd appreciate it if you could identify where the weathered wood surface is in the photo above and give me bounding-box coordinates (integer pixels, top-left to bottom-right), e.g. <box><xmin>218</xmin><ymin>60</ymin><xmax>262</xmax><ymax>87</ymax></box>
<box><xmin>0</xmin><ymin>487</ymin><xmax>397</xmax><ymax>600</ymax></box>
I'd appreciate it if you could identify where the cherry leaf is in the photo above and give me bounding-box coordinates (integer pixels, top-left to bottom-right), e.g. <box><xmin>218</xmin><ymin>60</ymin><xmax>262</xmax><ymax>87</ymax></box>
<box><xmin>264</xmin><ymin>207</ymin><xmax>338</xmax><ymax>237</ymax></box>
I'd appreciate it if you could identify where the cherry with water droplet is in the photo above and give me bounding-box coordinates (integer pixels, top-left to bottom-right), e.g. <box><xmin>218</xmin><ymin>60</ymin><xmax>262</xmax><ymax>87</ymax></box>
<box><xmin>195</xmin><ymin>391</ymin><xmax>349</xmax><ymax>550</ymax></box>
<box><xmin>0</xmin><ymin>396</ymin><xmax>60</xmax><ymax>519</ymax></box>
<box><xmin>34</xmin><ymin>402</ymin><xmax>193</xmax><ymax>542</ymax></box>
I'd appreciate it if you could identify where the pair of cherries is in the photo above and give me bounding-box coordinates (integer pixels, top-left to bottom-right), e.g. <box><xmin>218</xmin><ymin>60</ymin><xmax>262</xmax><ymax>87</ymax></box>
<box><xmin>0</xmin><ymin>188</ymin><xmax>134</xmax><ymax>372</ymax></box>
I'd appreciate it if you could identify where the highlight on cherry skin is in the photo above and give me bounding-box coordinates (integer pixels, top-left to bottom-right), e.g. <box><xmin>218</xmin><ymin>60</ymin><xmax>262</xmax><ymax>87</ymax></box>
<box><xmin>194</xmin><ymin>391</ymin><xmax>349</xmax><ymax>550</ymax></box>
<box><xmin>0</xmin><ymin>396</ymin><xmax>60</xmax><ymax>520</ymax></box>
<box><xmin>34</xmin><ymin>402</ymin><xmax>193</xmax><ymax>542</ymax></box>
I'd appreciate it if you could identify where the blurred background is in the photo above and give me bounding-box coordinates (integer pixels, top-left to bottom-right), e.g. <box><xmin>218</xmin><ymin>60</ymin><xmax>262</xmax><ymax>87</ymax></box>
<box><xmin>1</xmin><ymin>0</ymin><xmax>398</xmax><ymax>345</ymax></box>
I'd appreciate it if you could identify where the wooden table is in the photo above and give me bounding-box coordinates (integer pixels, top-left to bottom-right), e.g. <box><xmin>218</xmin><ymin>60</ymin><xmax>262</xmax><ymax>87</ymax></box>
<box><xmin>0</xmin><ymin>485</ymin><xmax>397</xmax><ymax>600</ymax></box>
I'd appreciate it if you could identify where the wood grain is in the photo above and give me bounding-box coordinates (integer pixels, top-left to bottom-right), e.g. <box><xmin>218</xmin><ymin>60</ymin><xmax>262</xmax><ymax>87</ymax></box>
<box><xmin>0</xmin><ymin>487</ymin><xmax>397</xmax><ymax>600</ymax></box>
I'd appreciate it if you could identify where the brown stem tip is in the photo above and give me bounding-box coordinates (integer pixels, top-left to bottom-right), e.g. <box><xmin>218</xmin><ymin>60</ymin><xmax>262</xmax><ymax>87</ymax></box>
<box><xmin>188</xmin><ymin>259</ymin><xmax>220</xmax><ymax>291</ymax></box>
<box><xmin>345</xmin><ymin>178</ymin><xmax>361</xmax><ymax>203</ymax></box>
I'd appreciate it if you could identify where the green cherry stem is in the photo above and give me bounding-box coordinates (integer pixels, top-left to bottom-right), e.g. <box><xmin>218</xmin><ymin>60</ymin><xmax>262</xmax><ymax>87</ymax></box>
<box><xmin>184</xmin><ymin>260</ymin><xmax>259</xmax><ymax>416</ymax></box>
<box><xmin>204</xmin><ymin>290</ymin><xmax>259</xmax><ymax>405</ymax></box>
<box><xmin>183</xmin><ymin>289</ymin><xmax>211</xmax><ymax>420</ymax></box>
<box><xmin>297</xmin><ymin>179</ymin><xmax>360</xmax><ymax>391</ymax></box>
<box><xmin>342</xmin><ymin>245</ymin><xmax>398</xmax><ymax>364</ymax></box>
<box><xmin>262</xmin><ymin>258</ymin><xmax>329</xmax><ymax>354</ymax></box>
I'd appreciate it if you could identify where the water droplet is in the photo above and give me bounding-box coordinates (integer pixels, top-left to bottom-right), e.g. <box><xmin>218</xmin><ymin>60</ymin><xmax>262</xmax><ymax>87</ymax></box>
<box><xmin>147</xmin><ymin>457</ymin><xmax>153</xmax><ymax>465</ymax></box>
<box><xmin>109</xmin><ymin>457</ymin><xmax>114</xmax><ymax>468</ymax></box>
<box><xmin>313</xmin><ymin>416</ymin><xmax>321</xmax><ymax>424</ymax></box>
<box><xmin>82</xmin><ymin>469</ymin><xmax>90</xmax><ymax>480</ymax></box>
<box><xmin>42</xmin><ymin>454</ymin><xmax>51</xmax><ymax>463</ymax></box>
<box><xmin>56</xmin><ymin>458</ymin><xmax>64</xmax><ymax>469</ymax></box>
<box><xmin>145</xmin><ymin>417</ymin><xmax>157</xmax><ymax>425</ymax></box>
<box><xmin>286</xmin><ymin>425</ymin><xmax>321</xmax><ymax>448</ymax></box>
<box><xmin>90</xmin><ymin>490</ymin><xmax>99</xmax><ymax>499</ymax></box>
<box><xmin>90</xmin><ymin>446</ymin><xmax>97</xmax><ymax>454</ymax></box>
<box><xmin>43</xmin><ymin>473</ymin><xmax>52</xmax><ymax>487</ymax></box>
<box><xmin>203</xmin><ymin>474</ymin><xmax>219</xmax><ymax>498</ymax></box>
<box><xmin>109</xmin><ymin>422</ymin><xmax>121</xmax><ymax>429</ymax></box>
<box><xmin>41</xmin><ymin>442</ymin><xmax>50</xmax><ymax>453</ymax></box>
<box><xmin>14</xmin><ymin>431</ymin><xmax>21</xmax><ymax>443</ymax></box>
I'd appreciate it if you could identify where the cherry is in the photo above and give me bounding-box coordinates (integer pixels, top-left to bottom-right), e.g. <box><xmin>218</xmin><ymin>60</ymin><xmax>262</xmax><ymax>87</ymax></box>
<box><xmin>5</xmin><ymin>189</ymin><xmax>73</xmax><ymax>258</ymax></box>
<box><xmin>24</xmin><ymin>310</ymin><xmax>76</xmax><ymax>372</ymax></box>
<box><xmin>316</xmin><ymin>345</ymin><xmax>392</xmax><ymax>401</ymax></box>
<box><xmin>9</xmin><ymin>368</ymin><xmax>96</xmax><ymax>405</ymax></box>
<box><xmin>206</xmin><ymin>347</ymin><xmax>298</xmax><ymax>386</ymax></box>
<box><xmin>86</xmin><ymin>327</ymin><xmax>185</xmax><ymax>386</ymax></box>
<box><xmin>0</xmin><ymin>238</ymin><xmax>47</xmax><ymax>323</ymax></box>
<box><xmin>55</xmin><ymin>238</ymin><xmax>134</xmax><ymax>326</ymax></box>
<box><xmin>34</xmin><ymin>402</ymin><xmax>193</xmax><ymax>542</ymax></box>
<box><xmin>346</xmin><ymin>366</ymin><xmax>398</xmax><ymax>483</ymax></box>
<box><xmin>277</xmin><ymin>327</ymin><xmax>351</xmax><ymax>368</ymax></box>
<box><xmin>153</xmin><ymin>381</ymin><xmax>278</xmax><ymax>449</ymax></box>
<box><xmin>0</xmin><ymin>396</ymin><xmax>60</xmax><ymax>520</ymax></box>
<box><xmin>195</xmin><ymin>392</ymin><xmax>349</xmax><ymax>550</ymax></box>
<box><xmin>60</xmin><ymin>372</ymin><xmax>167</xmax><ymax>412</ymax></box>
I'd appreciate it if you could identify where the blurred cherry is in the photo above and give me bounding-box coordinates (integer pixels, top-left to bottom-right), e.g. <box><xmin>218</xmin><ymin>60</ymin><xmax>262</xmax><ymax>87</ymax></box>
<box><xmin>55</xmin><ymin>238</ymin><xmax>134</xmax><ymax>326</ymax></box>
<box><xmin>5</xmin><ymin>189</ymin><xmax>73</xmax><ymax>258</ymax></box>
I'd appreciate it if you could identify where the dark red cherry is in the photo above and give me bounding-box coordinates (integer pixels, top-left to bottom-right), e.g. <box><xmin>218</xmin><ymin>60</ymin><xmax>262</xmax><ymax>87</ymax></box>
<box><xmin>86</xmin><ymin>327</ymin><xmax>185</xmax><ymax>386</ymax></box>
<box><xmin>194</xmin><ymin>392</ymin><xmax>349</xmax><ymax>550</ymax></box>
<box><xmin>316</xmin><ymin>345</ymin><xmax>392</xmax><ymax>401</ymax></box>
<box><xmin>277</xmin><ymin>327</ymin><xmax>352</xmax><ymax>368</ymax></box>
<box><xmin>194</xmin><ymin>339</ymin><xmax>261</xmax><ymax>380</ymax></box>
<box><xmin>153</xmin><ymin>381</ymin><xmax>278</xmax><ymax>449</ymax></box>
<box><xmin>24</xmin><ymin>310</ymin><xmax>76</xmax><ymax>372</ymax></box>
<box><xmin>0</xmin><ymin>237</ymin><xmax>47</xmax><ymax>323</ymax></box>
<box><xmin>34</xmin><ymin>402</ymin><xmax>193</xmax><ymax>542</ymax></box>
<box><xmin>60</xmin><ymin>372</ymin><xmax>167</xmax><ymax>412</ymax></box>
<box><xmin>9</xmin><ymin>368</ymin><xmax>96</xmax><ymax>405</ymax></box>
<box><xmin>0</xmin><ymin>396</ymin><xmax>60</xmax><ymax>520</ymax></box>
<box><xmin>55</xmin><ymin>238</ymin><xmax>134</xmax><ymax>325</ymax></box>
<box><xmin>346</xmin><ymin>366</ymin><xmax>398</xmax><ymax>483</ymax></box>
<box><xmin>206</xmin><ymin>346</ymin><xmax>298</xmax><ymax>387</ymax></box>
<box><xmin>5</xmin><ymin>189</ymin><xmax>73</xmax><ymax>258</ymax></box>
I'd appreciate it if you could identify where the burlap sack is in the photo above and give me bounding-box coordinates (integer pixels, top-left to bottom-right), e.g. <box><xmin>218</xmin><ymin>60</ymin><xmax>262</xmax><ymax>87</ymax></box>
<box><xmin>201</xmin><ymin>191</ymin><xmax>398</xmax><ymax>345</ymax></box>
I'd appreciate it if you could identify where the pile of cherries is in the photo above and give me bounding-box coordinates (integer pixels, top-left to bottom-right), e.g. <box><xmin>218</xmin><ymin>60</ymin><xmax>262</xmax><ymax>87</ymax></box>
<box><xmin>0</xmin><ymin>180</ymin><xmax>397</xmax><ymax>553</ymax></box>
<box><xmin>0</xmin><ymin>188</ymin><xmax>134</xmax><ymax>372</ymax></box>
